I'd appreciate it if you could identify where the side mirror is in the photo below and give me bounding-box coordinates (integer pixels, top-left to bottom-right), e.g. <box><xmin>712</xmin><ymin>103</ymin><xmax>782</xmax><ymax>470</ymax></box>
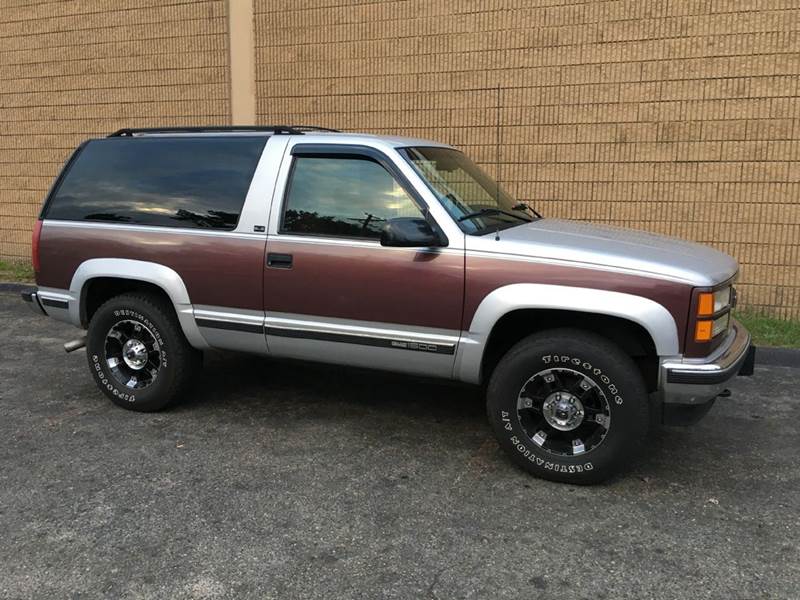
<box><xmin>380</xmin><ymin>217</ymin><xmax>446</xmax><ymax>248</ymax></box>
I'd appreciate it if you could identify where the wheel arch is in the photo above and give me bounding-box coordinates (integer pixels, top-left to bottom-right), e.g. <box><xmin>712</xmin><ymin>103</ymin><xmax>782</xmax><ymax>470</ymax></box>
<box><xmin>454</xmin><ymin>283</ymin><xmax>680</xmax><ymax>387</ymax></box>
<box><xmin>70</xmin><ymin>258</ymin><xmax>208</xmax><ymax>349</ymax></box>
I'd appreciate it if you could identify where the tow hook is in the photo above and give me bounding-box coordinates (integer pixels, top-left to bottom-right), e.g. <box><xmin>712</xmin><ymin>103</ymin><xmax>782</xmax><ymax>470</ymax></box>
<box><xmin>64</xmin><ymin>335</ymin><xmax>87</xmax><ymax>353</ymax></box>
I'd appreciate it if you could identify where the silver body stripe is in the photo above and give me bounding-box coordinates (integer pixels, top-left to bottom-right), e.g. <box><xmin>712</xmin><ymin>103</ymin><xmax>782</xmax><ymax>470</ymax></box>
<box><xmin>264</xmin><ymin>312</ymin><xmax>460</xmax><ymax>346</ymax></box>
<box><xmin>190</xmin><ymin>308</ymin><xmax>460</xmax><ymax>377</ymax></box>
<box><xmin>192</xmin><ymin>308</ymin><xmax>461</xmax><ymax>372</ymax></box>
<box><xmin>194</xmin><ymin>306</ymin><xmax>265</xmax><ymax>328</ymax></box>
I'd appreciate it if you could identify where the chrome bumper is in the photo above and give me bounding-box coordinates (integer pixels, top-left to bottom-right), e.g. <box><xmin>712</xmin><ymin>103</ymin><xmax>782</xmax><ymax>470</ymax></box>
<box><xmin>659</xmin><ymin>319</ymin><xmax>755</xmax><ymax>406</ymax></box>
<box><xmin>20</xmin><ymin>288</ymin><xmax>47</xmax><ymax>316</ymax></box>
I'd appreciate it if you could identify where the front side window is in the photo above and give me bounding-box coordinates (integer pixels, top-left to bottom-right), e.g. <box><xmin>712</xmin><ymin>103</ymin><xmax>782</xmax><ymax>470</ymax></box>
<box><xmin>281</xmin><ymin>156</ymin><xmax>422</xmax><ymax>239</ymax></box>
<box><xmin>400</xmin><ymin>146</ymin><xmax>538</xmax><ymax>235</ymax></box>
<box><xmin>44</xmin><ymin>137</ymin><xmax>266</xmax><ymax>230</ymax></box>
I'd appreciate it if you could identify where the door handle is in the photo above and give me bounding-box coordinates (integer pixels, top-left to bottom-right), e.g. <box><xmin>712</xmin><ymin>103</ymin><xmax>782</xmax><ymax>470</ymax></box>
<box><xmin>267</xmin><ymin>253</ymin><xmax>293</xmax><ymax>269</ymax></box>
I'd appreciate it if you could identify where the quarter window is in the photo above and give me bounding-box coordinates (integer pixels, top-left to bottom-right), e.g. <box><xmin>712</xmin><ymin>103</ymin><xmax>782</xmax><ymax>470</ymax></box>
<box><xmin>281</xmin><ymin>156</ymin><xmax>422</xmax><ymax>239</ymax></box>
<box><xmin>44</xmin><ymin>137</ymin><xmax>266</xmax><ymax>230</ymax></box>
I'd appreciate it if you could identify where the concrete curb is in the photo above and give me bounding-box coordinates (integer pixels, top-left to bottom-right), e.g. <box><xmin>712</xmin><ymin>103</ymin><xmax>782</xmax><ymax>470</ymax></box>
<box><xmin>756</xmin><ymin>346</ymin><xmax>800</xmax><ymax>368</ymax></box>
<box><xmin>1</xmin><ymin>281</ymin><xmax>798</xmax><ymax>367</ymax></box>
<box><xmin>0</xmin><ymin>282</ymin><xmax>32</xmax><ymax>292</ymax></box>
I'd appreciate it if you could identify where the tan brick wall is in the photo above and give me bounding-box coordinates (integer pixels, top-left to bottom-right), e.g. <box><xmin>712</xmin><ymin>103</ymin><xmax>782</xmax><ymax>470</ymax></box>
<box><xmin>0</xmin><ymin>0</ymin><xmax>231</xmax><ymax>260</ymax></box>
<box><xmin>254</xmin><ymin>0</ymin><xmax>800</xmax><ymax>318</ymax></box>
<box><xmin>1</xmin><ymin>1</ymin><xmax>798</xmax><ymax>318</ymax></box>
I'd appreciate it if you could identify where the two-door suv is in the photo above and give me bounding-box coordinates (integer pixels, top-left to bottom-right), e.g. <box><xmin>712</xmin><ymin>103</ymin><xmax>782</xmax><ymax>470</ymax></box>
<box><xmin>22</xmin><ymin>125</ymin><xmax>755</xmax><ymax>483</ymax></box>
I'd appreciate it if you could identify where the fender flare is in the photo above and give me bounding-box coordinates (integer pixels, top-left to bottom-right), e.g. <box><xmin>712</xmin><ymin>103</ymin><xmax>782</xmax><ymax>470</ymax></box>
<box><xmin>454</xmin><ymin>283</ymin><xmax>680</xmax><ymax>384</ymax></box>
<box><xmin>69</xmin><ymin>258</ymin><xmax>208</xmax><ymax>349</ymax></box>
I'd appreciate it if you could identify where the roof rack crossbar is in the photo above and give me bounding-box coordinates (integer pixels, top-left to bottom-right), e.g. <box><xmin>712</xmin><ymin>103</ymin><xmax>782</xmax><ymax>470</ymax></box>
<box><xmin>108</xmin><ymin>125</ymin><xmax>340</xmax><ymax>137</ymax></box>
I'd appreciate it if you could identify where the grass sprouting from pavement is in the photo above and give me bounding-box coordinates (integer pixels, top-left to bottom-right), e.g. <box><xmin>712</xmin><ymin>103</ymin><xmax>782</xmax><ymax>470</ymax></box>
<box><xmin>736</xmin><ymin>310</ymin><xmax>800</xmax><ymax>349</ymax></box>
<box><xmin>0</xmin><ymin>260</ymin><xmax>34</xmax><ymax>283</ymax></box>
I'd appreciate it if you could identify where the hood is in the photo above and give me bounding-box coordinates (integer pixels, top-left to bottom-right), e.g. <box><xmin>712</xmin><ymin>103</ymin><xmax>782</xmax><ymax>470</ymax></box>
<box><xmin>471</xmin><ymin>219</ymin><xmax>738</xmax><ymax>287</ymax></box>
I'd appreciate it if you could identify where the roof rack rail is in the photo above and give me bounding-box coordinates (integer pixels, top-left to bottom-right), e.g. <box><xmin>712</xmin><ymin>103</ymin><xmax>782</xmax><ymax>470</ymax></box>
<box><xmin>289</xmin><ymin>125</ymin><xmax>340</xmax><ymax>133</ymax></box>
<box><xmin>108</xmin><ymin>125</ymin><xmax>340</xmax><ymax>137</ymax></box>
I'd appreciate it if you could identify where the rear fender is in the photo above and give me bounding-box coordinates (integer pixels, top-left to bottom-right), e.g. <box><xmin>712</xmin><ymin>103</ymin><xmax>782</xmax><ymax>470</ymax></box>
<box><xmin>70</xmin><ymin>258</ymin><xmax>208</xmax><ymax>349</ymax></box>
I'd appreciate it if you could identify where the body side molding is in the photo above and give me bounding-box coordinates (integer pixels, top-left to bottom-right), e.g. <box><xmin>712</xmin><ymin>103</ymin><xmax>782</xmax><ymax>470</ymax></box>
<box><xmin>453</xmin><ymin>283</ymin><xmax>680</xmax><ymax>384</ymax></box>
<box><xmin>69</xmin><ymin>258</ymin><xmax>209</xmax><ymax>349</ymax></box>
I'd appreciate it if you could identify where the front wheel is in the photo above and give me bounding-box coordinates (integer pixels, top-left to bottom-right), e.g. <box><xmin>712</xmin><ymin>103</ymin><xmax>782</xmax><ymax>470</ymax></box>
<box><xmin>487</xmin><ymin>329</ymin><xmax>650</xmax><ymax>484</ymax></box>
<box><xmin>86</xmin><ymin>293</ymin><xmax>201</xmax><ymax>412</ymax></box>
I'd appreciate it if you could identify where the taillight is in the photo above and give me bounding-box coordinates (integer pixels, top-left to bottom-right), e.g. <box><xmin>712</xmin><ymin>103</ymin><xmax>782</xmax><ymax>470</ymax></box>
<box><xmin>31</xmin><ymin>219</ymin><xmax>42</xmax><ymax>274</ymax></box>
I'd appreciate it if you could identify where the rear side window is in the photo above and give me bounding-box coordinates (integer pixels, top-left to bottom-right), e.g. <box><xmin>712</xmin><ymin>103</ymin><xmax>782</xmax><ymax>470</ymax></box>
<box><xmin>43</xmin><ymin>137</ymin><xmax>266</xmax><ymax>230</ymax></box>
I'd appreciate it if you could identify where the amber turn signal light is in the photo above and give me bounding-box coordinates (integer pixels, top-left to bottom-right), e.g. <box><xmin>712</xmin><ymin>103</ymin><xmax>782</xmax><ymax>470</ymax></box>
<box><xmin>697</xmin><ymin>292</ymin><xmax>714</xmax><ymax>316</ymax></box>
<box><xmin>695</xmin><ymin>320</ymin><xmax>713</xmax><ymax>342</ymax></box>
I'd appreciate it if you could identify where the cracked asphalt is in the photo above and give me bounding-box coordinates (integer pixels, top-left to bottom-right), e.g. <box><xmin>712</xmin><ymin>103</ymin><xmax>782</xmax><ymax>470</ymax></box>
<box><xmin>1</xmin><ymin>291</ymin><xmax>798</xmax><ymax>599</ymax></box>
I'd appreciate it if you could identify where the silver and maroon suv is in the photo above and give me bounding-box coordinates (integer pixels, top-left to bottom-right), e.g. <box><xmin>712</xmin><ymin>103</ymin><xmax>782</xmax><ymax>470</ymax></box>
<box><xmin>22</xmin><ymin>125</ymin><xmax>755</xmax><ymax>484</ymax></box>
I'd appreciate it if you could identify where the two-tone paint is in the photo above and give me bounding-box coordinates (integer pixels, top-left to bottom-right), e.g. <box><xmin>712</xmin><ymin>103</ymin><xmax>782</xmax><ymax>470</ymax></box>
<box><xmin>32</xmin><ymin>131</ymin><xmax>746</xmax><ymax>401</ymax></box>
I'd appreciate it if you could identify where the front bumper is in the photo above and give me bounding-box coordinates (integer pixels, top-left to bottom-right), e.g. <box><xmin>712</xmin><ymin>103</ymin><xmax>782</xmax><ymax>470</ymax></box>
<box><xmin>656</xmin><ymin>319</ymin><xmax>755</xmax><ymax>421</ymax></box>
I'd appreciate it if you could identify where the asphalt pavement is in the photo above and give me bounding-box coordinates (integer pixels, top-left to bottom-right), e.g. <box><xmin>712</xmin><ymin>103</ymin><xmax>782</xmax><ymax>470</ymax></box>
<box><xmin>1</xmin><ymin>291</ymin><xmax>798</xmax><ymax>599</ymax></box>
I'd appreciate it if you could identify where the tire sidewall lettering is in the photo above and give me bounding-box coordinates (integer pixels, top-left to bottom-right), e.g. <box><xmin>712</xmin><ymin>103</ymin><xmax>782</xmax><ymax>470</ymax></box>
<box><xmin>508</xmin><ymin>434</ymin><xmax>594</xmax><ymax>472</ymax></box>
<box><xmin>91</xmin><ymin>353</ymin><xmax>136</xmax><ymax>403</ymax></box>
<box><xmin>91</xmin><ymin>310</ymin><xmax>169</xmax><ymax>403</ymax></box>
<box><xmin>540</xmin><ymin>354</ymin><xmax>622</xmax><ymax>405</ymax></box>
<box><xmin>111</xmin><ymin>309</ymin><xmax>168</xmax><ymax>369</ymax></box>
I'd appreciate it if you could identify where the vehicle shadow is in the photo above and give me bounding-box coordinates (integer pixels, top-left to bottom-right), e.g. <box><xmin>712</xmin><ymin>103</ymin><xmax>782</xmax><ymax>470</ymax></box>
<box><xmin>184</xmin><ymin>350</ymin><xmax>487</xmax><ymax>423</ymax></box>
<box><xmin>180</xmin><ymin>351</ymin><xmax>695</xmax><ymax>484</ymax></box>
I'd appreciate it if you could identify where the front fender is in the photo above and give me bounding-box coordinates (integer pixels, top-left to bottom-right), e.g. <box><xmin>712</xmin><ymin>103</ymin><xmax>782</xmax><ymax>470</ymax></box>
<box><xmin>453</xmin><ymin>283</ymin><xmax>680</xmax><ymax>384</ymax></box>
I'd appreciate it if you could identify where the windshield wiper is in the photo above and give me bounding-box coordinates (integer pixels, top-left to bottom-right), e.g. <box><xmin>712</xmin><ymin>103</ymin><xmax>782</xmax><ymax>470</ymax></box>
<box><xmin>457</xmin><ymin>207</ymin><xmax>531</xmax><ymax>223</ymax></box>
<box><xmin>512</xmin><ymin>202</ymin><xmax>543</xmax><ymax>219</ymax></box>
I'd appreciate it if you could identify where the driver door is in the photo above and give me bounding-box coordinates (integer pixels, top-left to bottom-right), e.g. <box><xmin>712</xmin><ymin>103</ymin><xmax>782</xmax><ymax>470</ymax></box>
<box><xmin>263</xmin><ymin>144</ymin><xmax>464</xmax><ymax>378</ymax></box>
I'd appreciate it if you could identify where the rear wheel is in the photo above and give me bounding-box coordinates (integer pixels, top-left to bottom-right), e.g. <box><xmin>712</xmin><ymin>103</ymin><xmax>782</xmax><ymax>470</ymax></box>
<box><xmin>487</xmin><ymin>329</ymin><xmax>649</xmax><ymax>484</ymax></box>
<box><xmin>86</xmin><ymin>293</ymin><xmax>200</xmax><ymax>412</ymax></box>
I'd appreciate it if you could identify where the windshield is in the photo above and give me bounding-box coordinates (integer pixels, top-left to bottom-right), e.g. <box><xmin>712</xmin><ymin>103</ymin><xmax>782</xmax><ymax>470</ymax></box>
<box><xmin>400</xmin><ymin>146</ymin><xmax>538</xmax><ymax>234</ymax></box>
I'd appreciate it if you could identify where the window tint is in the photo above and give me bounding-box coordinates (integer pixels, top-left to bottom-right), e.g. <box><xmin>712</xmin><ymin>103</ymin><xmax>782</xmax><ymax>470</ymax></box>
<box><xmin>45</xmin><ymin>137</ymin><xmax>266</xmax><ymax>230</ymax></box>
<box><xmin>281</xmin><ymin>156</ymin><xmax>422</xmax><ymax>239</ymax></box>
<box><xmin>401</xmin><ymin>146</ymin><xmax>531</xmax><ymax>235</ymax></box>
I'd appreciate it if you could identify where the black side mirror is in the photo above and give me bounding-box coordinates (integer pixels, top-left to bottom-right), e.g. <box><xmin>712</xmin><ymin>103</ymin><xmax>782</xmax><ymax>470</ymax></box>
<box><xmin>380</xmin><ymin>217</ymin><xmax>446</xmax><ymax>248</ymax></box>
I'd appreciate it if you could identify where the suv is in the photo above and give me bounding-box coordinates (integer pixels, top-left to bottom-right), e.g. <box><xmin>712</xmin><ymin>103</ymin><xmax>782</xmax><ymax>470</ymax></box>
<box><xmin>22</xmin><ymin>125</ymin><xmax>755</xmax><ymax>484</ymax></box>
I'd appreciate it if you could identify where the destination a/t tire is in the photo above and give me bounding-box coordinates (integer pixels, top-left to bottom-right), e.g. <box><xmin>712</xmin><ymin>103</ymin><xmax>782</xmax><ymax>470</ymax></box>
<box><xmin>85</xmin><ymin>293</ymin><xmax>200</xmax><ymax>412</ymax></box>
<box><xmin>486</xmin><ymin>328</ymin><xmax>650</xmax><ymax>484</ymax></box>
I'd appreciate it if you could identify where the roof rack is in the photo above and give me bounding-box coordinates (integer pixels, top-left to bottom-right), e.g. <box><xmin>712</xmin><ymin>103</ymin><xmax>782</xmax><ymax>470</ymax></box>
<box><xmin>108</xmin><ymin>125</ymin><xmax>340</xmax><ymax>137</ymax></box>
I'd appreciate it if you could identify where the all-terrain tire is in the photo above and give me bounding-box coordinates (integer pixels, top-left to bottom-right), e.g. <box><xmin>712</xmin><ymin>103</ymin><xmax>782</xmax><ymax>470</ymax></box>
<box><xmin>85</xmin><ymin>293</ymin><xmax>201</xmax><ymax>412</ymax></box>
<box><xmin>487</xmin><ymin>328</ymin><xmax>649</xmax><ymax>484</ymax></box>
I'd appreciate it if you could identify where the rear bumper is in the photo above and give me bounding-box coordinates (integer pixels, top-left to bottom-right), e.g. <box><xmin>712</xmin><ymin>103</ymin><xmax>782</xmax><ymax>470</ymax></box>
<box><xmin>658</xmin><ymin>319</ymin><xmax>755</xmax><ymax>407</ymax></box>
<box><xmin>20</xmin><ymin>287</ymin><xmax>46</xmax><ymax>316</ymax></box>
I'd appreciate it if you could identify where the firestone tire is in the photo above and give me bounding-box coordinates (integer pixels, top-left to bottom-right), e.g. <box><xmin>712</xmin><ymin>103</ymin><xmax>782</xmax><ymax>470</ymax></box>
<box><xmin>85</xmin><ymin>293</ymin><xmax>201</xmax><ymax>412</ymax></box>
<box><xmin>486</xmin><ymin>328</ymin><xmax>649</xmax><ymax>484</ymax></box>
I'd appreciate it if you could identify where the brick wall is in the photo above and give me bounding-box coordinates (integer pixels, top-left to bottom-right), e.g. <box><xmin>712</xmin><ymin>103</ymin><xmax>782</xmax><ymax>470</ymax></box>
<box><xmin>255</xmin><ymin>0</ymin><xmax>800</xmax><ymax>318</ymax></box>
<box><xmin>0</xmin><ymin>0</ymin><xmax>230</xmax><ymax>260</ymax></box>
<box><xmin>1</xmin><ymin>1</ymin><xmax>798</xmax><ymax>318</ymax></box>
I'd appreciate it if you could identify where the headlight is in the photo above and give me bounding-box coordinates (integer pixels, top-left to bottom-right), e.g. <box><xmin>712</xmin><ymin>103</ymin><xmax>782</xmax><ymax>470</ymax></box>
<box><xmin>713</xmin><ymin>287</ymin><xmax>731</xmax><ymax>313</ymax></box>
<box><xmin>712</xmin><ymin>312</ymin><xmax>730</xmax><ymax>337</ymax></box>
<box><xmin>698</xmin><ymin>286</ymin><xmax>731</xmax><ymax>316</ymax></box>
<box><xmin>694</xmin><ymin>286</ymin><xmax>733</xmax><ymax>341</ymax></box>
